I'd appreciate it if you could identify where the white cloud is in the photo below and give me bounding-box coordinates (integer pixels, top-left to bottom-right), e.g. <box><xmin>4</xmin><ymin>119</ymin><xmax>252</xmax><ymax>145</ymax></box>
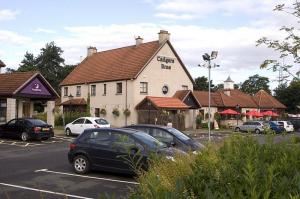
<box><xmin>155</xmin><ymin>0</ymin><xmax>294</xmax><ymax>21</ymax></box>
<box><xmin>155</xmin><ymin>13</ymin><xmax>195</xmax><ymax>20</ymax></box>
<box><xmin>0</xmin><ymin>9</ymin><xmax>19</xmax><ymax>21</ymax></box>
<box><xmin>0</xmin><ymin>30</ymin><xmax>31</xmax><ymax>45</ymax></box>
<box><xmin>34</xmin><ymin>28</ymin><xmax>57</xmax><ymax>34</ymax></box>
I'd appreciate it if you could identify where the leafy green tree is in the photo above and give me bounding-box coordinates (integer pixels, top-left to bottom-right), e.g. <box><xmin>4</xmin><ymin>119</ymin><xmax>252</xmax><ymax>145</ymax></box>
<box><xmin>35</xmin><ymin>42</ymin><xmax>65</xmax><ymax>92</ymax></box>
<box><xmin>257</xmin><ymin>1</ymin><xmax>300</xmax><ymax>80</ymax></box>
<box><xmin>274</xmin><ymin>80</ymin><xmax>300</xmax><ymax>113</ymax></box>
<box><xmin>194</xmin><ymin>76</ymin><xmax>214</xmax><ymax>91</ymax></box>
<box><xmin>18</xmin><ymin>52</ymin><xmax>37</xmax><ymax>72</ymax></box>
<box><xmin>240</xmin><ymin>74</ymin><xmax>271</xmax><ymax>95</ymax></box>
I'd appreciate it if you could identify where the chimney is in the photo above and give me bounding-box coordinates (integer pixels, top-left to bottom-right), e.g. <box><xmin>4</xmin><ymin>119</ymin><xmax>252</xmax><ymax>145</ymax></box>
<box><xmin>135</xmin><ymin>36</ymin><xmax>143</xmax><ymax>46</ymax></box>
<box><xmin>158</xmin><ymin>30</ymin><xmax>170</xmax><ymax>44</ymax></box>
<box><xmin>87</xmin><ymin>46</ymin><xmax>97</xmax><ymax>57</ymax></box>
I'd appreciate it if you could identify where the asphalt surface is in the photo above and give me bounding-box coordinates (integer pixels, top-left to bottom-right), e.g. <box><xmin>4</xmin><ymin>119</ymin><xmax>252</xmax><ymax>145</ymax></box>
<box><xmin>0</xmin><ymin>136</ymin><xmax>137</xmax><ymax>199</ymax></box>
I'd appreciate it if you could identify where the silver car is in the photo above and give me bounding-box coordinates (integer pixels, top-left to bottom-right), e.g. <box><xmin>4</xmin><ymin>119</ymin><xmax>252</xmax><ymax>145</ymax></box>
<box><xmin>235</xmin><ymin>121</ymin><xmax>265</xmax><ymax>134</ymax></box>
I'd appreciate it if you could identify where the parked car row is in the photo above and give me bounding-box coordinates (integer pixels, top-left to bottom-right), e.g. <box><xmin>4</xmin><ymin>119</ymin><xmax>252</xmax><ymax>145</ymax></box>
<box><xmin>235</xmin><ymin>120</ymin><xmax>295</xmax><ymax>134</ymax></box>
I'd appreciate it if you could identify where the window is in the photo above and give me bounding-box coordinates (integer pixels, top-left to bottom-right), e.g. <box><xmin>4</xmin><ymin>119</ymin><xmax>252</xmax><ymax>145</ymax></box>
<box><xmin>116</xmin><ymin>83</ymin><xmax>122</xmax><ymax>94</ymax></box>
<box><xmin>151</xmin><ymin>128</ymin><xmax>174</xmax><ymax>143</ymax></box>
<box><xmin>88</xmin><ymin>130</ymin><xmax>112</xmax><ymax>146</ymax></box>
<box><xmin>103</xmin><ymin>84</ymin><xmax>107</xmax><ymax>95</ymax></box>
<box><xmin>91</xmin><ymin>85</ymin><xmax>96</xmax><ymax>96</ymax></box>
<box><xmin>95</xmin><ymin>119</ymin><xmax>109</xmax><ymax>125</ymax></box>
<box><xmin>64</xmin><ymin>87</ymin><xmax>68</xmax><ymax>97</ymax></box>
<box><xmin>140</xmin><ymin>82</ymin><xmax>148</xmax><ymax>94</ymax></box>
<box><xmin>95</xmin><ymin>108</ymin><xmax>100</xmax><ymax>117</ymax></box>
<box><xmin>182</xmin><ymin>85</ymin><xmax>188</xmax><ymax>90</ymax></box>
<box><xmin>85</xmin><ymin>119</ymin><xmax>92</xmax><ymax>124</ymax></box>
<box><xmin>0</xmin><ymin>100</ymin><xmax>7</xmax><ymax>123</ymax></box>
<box><xmin>72</xmin><ymin>118</ymin><xmax>85</xmax><ymax>124</ymax></box>
<box><xmin>111</xmin><ymin>132</ymin><xmax>137</xmax><ymax>153</ymax></box>
<box><xmin>76</xmin><ymin>86</ymin><xmax>81</xmax><ymax>96</ymax></box>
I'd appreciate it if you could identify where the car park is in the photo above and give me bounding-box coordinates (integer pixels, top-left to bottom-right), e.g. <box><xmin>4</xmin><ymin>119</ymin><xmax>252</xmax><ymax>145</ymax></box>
<box><xmin>124</xmin><ymin>124</ymin><xmax>205</xmax><ymax>152</ymax></box>
<box><xmin>235</xmin><ymin>121</ymin><xmax>265</xmax><ymax>134</ymax></box>
<box><xmin>273</xmin><ymin>121</ymin><xmax>294</xmax><ymax>132</ymax></box>
<box><xmin>68</xmin><ymin>128</ymin><xmax>183</xmax><ymax>174</ymax></box>
<box><xmin>65</xmin><ymin>117</ymin><xmax>110</xmax><ymax>136</ymax></box>
<box><xmin>0</xmin><ymin>118</ymin><xmax>54</xmax><ymax>141</ymax></box>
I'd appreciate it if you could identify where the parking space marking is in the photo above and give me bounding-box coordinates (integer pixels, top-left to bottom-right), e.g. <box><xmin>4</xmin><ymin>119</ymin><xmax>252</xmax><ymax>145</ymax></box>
<box><xmin>0</xmin><ymin>182</ymin><xmax>93</xmax><ymax>199</ymax></box>
<box><xmin>35</xmin><ymin>169</ymin><xmax>139</xmax><ymax>185</ymax></box>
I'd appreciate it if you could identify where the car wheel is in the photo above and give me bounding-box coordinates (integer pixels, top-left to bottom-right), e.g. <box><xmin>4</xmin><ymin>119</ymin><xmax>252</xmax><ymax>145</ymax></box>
<box><xmin>21</xmin><ymin>132</ymin><xmax>29</xmax><ymax>141</ymax></box>
<box><xmin>73</xmin><ymin>155</ymin><xmax>90</xmax><ymax>174</ymax></box>
<box><xmin>235</xmin><ymin>127</ymin><xmax>240</xmax><ymax>132</ymax></box>
<box><xmin>66</xmin><ymin>128</ymin><xmax>72</xmax><ymax>136</ymax></box>
<box><xmin>255</xmin><ymin>129</ymin><xmax>260</xmax><ymax>134</ymax></box>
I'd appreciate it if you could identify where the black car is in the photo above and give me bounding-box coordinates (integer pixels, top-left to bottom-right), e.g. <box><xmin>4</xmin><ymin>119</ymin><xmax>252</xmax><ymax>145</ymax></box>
<box><xmin>68</xmin><ymin>128</ymin><xmax>183</xmax><ymax>174</ymax></box>
<box><xmin>0</xmin><ymin>118</ymin><xmax>54</xmax><ymax>141</ymax></box>
<box><xmin>124</xmin><ymin>124</ymin><xmax>205</xmax><ymax>152</ymax></box>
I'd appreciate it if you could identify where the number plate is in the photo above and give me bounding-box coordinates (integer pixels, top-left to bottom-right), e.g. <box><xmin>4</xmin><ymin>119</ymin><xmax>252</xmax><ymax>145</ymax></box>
<box><xmin>42</xmin><ymin>128</ymin><xmax>50</xmax><ymax>131</ymax></box>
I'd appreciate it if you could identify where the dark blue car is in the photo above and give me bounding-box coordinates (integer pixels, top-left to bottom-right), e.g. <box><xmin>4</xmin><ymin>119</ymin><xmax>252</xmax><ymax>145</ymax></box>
<box><xmin>268</xmin><ymin>121</ymin><xmax>285</xmax><ymax>133</ymax></box>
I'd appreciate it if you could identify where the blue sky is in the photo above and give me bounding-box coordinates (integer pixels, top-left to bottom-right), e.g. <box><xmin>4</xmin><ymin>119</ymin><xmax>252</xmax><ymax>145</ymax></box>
<box><xmin>0</xmin><ymin>0</ymin><xmax>297</xmax><ymax>89</ymax></box>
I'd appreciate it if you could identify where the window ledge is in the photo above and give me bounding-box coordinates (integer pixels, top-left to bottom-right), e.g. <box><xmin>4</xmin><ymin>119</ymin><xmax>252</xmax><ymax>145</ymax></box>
<box><xmin>140</xmin><ymin>92</ymin><xmax>148</xmax><ymax>95</ymax></box>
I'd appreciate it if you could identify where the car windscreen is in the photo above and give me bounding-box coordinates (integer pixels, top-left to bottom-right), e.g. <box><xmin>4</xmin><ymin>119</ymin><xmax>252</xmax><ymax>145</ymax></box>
<box><xmin>167</xmin><ymin>128</ymin><xmax>190</xmax><ymax>141</ymax></box>
<box><xmin>287</xmin><ymin>121</ymin><xmax>292</xmax><ymax>125</ymax></box>
<box><xmin>133</xmin><ymin>132</ymin><xmax>166</xmax><ymax>150</ymax></box>
<box><xmin>95</xmin><ymin>119</ymin><xmax>109</xmax><ymax>125</ymax></box>
<box><xmin>26</xmin><ymin>119</ymin><xmax>47</xmax><ymax>126</ymax></box>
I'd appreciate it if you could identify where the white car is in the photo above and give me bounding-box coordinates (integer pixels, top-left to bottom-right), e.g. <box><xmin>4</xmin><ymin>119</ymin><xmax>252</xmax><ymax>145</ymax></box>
<box><xmin>274</xmin><ymin>121</ymin><xmax>294</xmax><ymax>132</ymax></box>
<box><xmin>65</xmin><ymin>117</ymin><xmax>110</xmax><ymax>136</ymax></box>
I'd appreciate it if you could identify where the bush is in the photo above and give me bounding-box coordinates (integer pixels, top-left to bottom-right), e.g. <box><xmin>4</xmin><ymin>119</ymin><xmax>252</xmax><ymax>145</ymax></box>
<box><xmin>34</xmin><ymin>113</ymin><xmax>47</xmax><ymax>122</ymax></box>
<box><xmin>196</xmin><ymin>114</ymin><xmax>202</xmax><ymax>129</ymax></box>
<box><xmin>131</xmin><ymin>135</ymin><xmax>300</xmax><ymax>199</ymax></box>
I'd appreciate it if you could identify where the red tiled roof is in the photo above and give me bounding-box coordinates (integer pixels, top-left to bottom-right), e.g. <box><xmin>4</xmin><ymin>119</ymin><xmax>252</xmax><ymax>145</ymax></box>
<box><xmin>0</xmin><ymin>60</ymin><xmax>5</xmax><ymax>67</ymax></box>
<box><xmin>0</xmin><ymin>71</ymin><xmax>38</xmax><ymax>95</ymax></box>
<box><xmin>173</xmin><ymin>90</ymin><xmax>190</xmax><ymax>101</ymax></box>
<box><xmin>253</xmin><ymin>90</ymin><xmax>286</xmax><ymax>109</ymax></box>
<box><xmin>193</xmin><ymin>91</ymin><xmax>220</xmax><ymax>107</ymax></box>
<box><xmin>146</xmin><ymin>96</ymin><xmax>189</xmax><ymax>109</ymax></box>
<box><xmin>193</xmin><ymin>89</ymin><xmax>283</xmax><ymax>109</ymax></box>
<box><xmin>60</xmin><ymin>41</ymin><xmax>161</xmax><ymax>86</ymax></box>
<box><xmin>218</xmin><ymin>89</ymin><xmax>257</xmax><ymax>108</ymax></box>
<box><xmin>60</xmin><ymin>98</ymin><xmax>87</xmax><ymax>106</ymax></box>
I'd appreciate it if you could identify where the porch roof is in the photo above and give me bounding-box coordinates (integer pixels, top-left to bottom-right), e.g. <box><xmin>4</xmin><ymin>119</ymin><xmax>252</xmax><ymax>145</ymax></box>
<box><xmin>60</xmin><ymin>98</ymin><xmax>87</xmax><ymax>106</ymax></box>
<box><xmin>136</xmin><ymin>96</ymin><xmax>190</xmax><ymax>110</ymax></box>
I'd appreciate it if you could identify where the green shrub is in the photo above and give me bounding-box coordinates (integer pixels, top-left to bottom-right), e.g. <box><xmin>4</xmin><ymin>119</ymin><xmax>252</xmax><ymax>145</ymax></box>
<box><xmin>34</xmin><ymin>113</ymin><xmax>47</xmax><ymax>122</ymax></box>
<box><xmin>131</xmin><ymin>135</ymin><xmax>300</xmax><ymax>199</ymax></box>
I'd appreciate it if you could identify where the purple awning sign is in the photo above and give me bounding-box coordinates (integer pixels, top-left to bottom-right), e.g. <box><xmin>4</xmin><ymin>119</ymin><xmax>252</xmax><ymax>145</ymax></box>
<box><xmin>19</xmin><ymin>77</ymin><xmax>52</xmax><ymax>96</ymax></box>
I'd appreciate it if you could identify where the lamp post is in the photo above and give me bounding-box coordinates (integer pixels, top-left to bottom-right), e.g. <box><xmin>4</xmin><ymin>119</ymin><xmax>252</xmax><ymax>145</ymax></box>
<box><xmin>199</xmin><ymin>51</ymin><xmax>219</xmax><ymax>142</ymax></box>
<box><xmin>235</xmin><ymin>104</ymin><xmax>240</xmax><ymax>126</ymax></box>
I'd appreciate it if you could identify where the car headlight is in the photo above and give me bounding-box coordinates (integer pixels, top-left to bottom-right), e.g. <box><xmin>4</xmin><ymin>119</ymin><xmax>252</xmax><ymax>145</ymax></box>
<box><xmin>165</xmin><ymin>155</ymin><xmax>175</xmax><ymax>162</ymax></box>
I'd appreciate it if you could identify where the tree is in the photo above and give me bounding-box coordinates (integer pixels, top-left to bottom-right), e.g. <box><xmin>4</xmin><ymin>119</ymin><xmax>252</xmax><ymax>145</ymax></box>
<box><xmin>213</xmin><ymin>83</ymin><xmax>240</xmax><ymax>91</ymax></box>
<box><xmin>18</xmin><ymin>52</ymin><xmax>37</xmax><ymax>72</ymax></box>
<box><xmin>35</xmin><ymin>42</ymin><xmax>65</xmax><ymax>92</ymax></box>
<box><xmin>194</xmin><ymin>76</ymin><xmax>214</xmax><ymax>91</ymax></box>
<box><xmin>274</xmin><ymin>80</ymin><xmax>300</xmax><ymax>113</ymax></box>
<box><xmin>257</xmin><ymin>1</ymin><xmax>300</xmax><ymax>80</ymax></box>
<box><xmin>240</xmin><ymin>74</ymin><xmax>271</xmax><ymax>95</ymax></box>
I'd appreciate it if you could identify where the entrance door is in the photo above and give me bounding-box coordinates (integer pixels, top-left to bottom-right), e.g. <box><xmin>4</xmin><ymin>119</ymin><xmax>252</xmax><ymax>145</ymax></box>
<box><xmin>23</xmin><ymin>102</ymin><xmax>30</xmax><ymax>118</ymax></box>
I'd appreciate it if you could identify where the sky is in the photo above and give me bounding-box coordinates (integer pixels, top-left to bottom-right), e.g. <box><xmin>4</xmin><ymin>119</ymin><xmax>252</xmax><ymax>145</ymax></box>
<box><xmin>0</xmin><ymin>0</ymin><xmax>299</xmax><ymax>90</ymax></box>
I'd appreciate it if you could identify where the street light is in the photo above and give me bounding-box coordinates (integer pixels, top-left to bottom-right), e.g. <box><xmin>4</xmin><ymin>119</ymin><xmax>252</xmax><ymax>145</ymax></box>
<box><xmin>199</xmin><ymin>51</ymin><xmax>219</xmax><ymax>142</ymax></box>
<box><xmin>235</xmin><ymin>104</ymin><xmax>240</xmax><ymax>126</ymax></box>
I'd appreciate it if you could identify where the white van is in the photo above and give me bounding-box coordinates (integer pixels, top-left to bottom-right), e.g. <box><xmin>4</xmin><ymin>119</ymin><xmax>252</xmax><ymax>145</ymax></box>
<box><xmin>274</xmin><ymin>121</ymin><xmax>294</xmax><ymax>132</ymax></box>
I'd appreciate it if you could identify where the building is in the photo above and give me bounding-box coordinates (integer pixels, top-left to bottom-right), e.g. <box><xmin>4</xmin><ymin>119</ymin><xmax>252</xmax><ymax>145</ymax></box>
<box><xmin>60</xmin><ymin>30</ymin><xmax>195</xmax><ymax>127</ymax></box>
<box><xmin>190</xmin><ymin>76</ymin><xmax>286</xmax><ymax>123</ymax></box>
<box><xmin>0</xmin><ymin>64</ymin><xmax>59</xmax><ymax>126</ymax></box>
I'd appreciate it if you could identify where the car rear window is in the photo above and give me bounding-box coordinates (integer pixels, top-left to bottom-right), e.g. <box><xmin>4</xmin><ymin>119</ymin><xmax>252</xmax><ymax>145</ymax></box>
<box><xmin>133</xmin><ymin>132</ymin><xmax>166</xmax><ymax>150</ymax></box>
<box><xmin>26</xmin><ymin>119</ymin><xmax>47</xmax><ymax>126</ymax></box>
<box><xmin>95</xmin><ymin>119</ymin><xmax>108</xmax><ymax>125</ymax></box>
